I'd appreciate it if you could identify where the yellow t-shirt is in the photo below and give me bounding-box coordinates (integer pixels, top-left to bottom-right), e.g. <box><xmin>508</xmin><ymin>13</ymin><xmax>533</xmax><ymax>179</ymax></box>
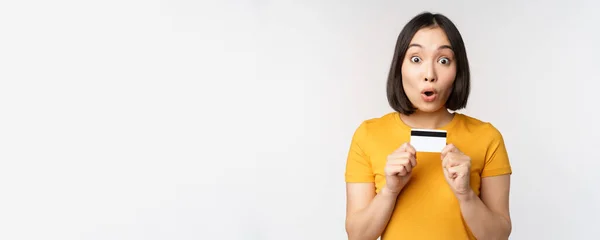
<box><xmin>345</xmin><ymin>112</ymin><xmax>512</xmax><ymax>239</ymax></box>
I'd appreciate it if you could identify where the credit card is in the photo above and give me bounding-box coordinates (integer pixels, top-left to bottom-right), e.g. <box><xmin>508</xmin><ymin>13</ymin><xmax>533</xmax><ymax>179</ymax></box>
<box><xmin>410</xmin><ymin>129</ymin><xmax>447</xmax><ymax>153</ymax></box>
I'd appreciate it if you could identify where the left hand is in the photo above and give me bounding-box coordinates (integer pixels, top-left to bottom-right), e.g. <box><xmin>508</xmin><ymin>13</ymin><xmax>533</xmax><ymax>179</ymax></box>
<box><xmin>441</xmin><ymin>144</ymin><xmax>472</xmax><ymax>197</ymax></box>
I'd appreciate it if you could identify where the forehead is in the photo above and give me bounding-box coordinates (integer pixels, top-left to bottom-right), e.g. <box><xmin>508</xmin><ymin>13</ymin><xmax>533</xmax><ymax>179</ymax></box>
<box><xmin>409</xmin><ymin>26</ymin><xmax>451</xmax><ymax>48</ymax></box>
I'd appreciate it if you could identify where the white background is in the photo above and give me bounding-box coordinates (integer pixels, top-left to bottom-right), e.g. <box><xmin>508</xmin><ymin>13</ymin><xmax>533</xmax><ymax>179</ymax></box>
<box><xmin>1</xmin><ymin>0</ymin><xmax>598</xmax><ymax>239</ymax></box>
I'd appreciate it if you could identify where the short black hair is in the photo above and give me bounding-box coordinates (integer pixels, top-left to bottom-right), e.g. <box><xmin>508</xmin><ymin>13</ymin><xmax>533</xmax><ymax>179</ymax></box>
<box><xmin>386</xmin><ymin>12</ymin><xmax>470</xmax><ymax>115</ymax></box>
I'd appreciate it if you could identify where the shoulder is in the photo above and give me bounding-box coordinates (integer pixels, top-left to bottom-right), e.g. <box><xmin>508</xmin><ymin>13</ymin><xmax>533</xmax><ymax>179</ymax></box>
<box><xmin>457</xmin><ymin>114</ymin><xmax>512</xmax><ymax>175</ymax></box>
<box><xmin>455</xmin><ymin>113</ymin><xmax>505</xmax><ymax>141</ymax></box>
<box><xmin>354</xmin><ymin>112</ymin><xmax>398</xmax><ymax>133</ymax></box>
<box><xmin>351</xmin><ymin>112</ymin><xmax>398</xmax><ymax>141</ymax></box>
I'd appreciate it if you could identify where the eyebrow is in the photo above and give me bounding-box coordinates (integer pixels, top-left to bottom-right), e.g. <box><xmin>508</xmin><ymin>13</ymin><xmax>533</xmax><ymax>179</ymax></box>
<box><xmin>408</xmin><ymin>43</ymin><xmax>453</xmax><ymax>50</ymax></box>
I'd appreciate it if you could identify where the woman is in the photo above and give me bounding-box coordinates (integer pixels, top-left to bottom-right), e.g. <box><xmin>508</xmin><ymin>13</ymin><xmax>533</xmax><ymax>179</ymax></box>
<box><xmin>344</xmin><ymin>12</ymin><xmax>512</xmax><ymax>240</ymax></box>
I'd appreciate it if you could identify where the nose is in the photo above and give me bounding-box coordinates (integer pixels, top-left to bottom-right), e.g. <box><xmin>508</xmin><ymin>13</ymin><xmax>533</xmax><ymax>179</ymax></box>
<box><xmin>424</xmin><ymin>62</ymin><xmax>437</xmax><ymax>82</ymax></box>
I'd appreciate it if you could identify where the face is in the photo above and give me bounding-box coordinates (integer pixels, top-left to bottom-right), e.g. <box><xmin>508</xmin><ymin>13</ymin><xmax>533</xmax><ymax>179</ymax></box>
<box><xmin>401</xmin><ymin>26</ymin><xmax>457</xmax><ymax>113</ymax></box>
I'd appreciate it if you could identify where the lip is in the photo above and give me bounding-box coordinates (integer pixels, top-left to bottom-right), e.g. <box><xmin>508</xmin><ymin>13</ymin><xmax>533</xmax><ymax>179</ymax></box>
<box><xmin>420</xmin><ymin>87</ymin><xmax>437</xmax><ymax>95</ymax></box>
<box><xmin>421</xmin><ymin>88</ymin><xmax>437</xmax><ymax>102</ymax></box>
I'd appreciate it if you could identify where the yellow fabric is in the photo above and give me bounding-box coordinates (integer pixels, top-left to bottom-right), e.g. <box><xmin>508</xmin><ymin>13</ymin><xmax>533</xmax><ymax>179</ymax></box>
<box><xmin>345</xmin><ymin>112</ymin><xmax>512</xmax><ymax>239</ymax></box>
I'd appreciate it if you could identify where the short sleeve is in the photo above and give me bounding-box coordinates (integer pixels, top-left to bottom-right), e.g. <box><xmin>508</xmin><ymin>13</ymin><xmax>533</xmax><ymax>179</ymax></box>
<box><xmin>345</xmin><ymin>121</ymin><xmax>375</xmax><ymax>183</ymax></box>
<box><xmin>481</xmin><ymin>124</ymin><xmax>513</xmax><ymax>177</ymax></box>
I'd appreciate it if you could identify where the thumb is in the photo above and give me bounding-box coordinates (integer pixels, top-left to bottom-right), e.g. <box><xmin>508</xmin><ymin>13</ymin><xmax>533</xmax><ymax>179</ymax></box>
<box><xmin>395</xmin><ymin>142</ymin><xmax>409</xmax><ymax>153</ymax></box>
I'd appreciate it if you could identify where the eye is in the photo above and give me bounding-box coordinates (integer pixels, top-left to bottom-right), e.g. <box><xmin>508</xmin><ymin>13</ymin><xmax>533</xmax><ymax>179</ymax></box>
<box><xmin>410</xmin><ymin>56</ymin><xmax>421</xmax><ymax>63</ymax></box>
<box><xmin>438</xmin><ymin>57</ymin><xmax>450</xmax><ymax>65</ymax></box>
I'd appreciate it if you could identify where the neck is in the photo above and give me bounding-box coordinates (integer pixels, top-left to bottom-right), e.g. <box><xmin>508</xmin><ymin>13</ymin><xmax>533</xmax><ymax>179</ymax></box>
<box><xmin>400</xmin><ymin>108</ymin><xmax>454</xmax><ymax>129</ymax></box>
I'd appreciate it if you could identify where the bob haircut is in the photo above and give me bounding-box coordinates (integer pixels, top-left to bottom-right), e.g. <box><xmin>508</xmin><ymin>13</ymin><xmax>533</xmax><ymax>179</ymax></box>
<box><xmin>386</xmin><ymin>12</ymin><xmax>471</xmax><ymax>115</ymax></box>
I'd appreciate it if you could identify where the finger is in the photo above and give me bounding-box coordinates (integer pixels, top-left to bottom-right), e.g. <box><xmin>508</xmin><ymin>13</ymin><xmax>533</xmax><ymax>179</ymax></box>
<box><xmin>388</xmin><ymin>152</ymin><xmax>412</xmax><ymax>162</ymax></box>
<box><xmin>403</xmin><ymin>161</ymin><xmax>412</xmax><ymax>173</ymax></box>
<box><xmin>410</xmin><ymin>154</ymin><xmax>417</xmax><ymax>168</ymax></box>
<box><xmin>388</xmin><ymin>166</ymin><xmax>408</xmax><ymax>176</ymax></box>
<box><xmin>441</xmin><ymin>144</ymin><xmax>461</xmax><ymax>159</ymax></box>
<box><xmin>393</xmin><ymin>155</ymin><xmax>417</xmax><ymax>169</ymax></box>
<box><xmin>440</xmin><ymin>144</ymin><xmax>453</xmax><ymax>159</ymax></box>
<box><xmin>444</xmin><ymin>153</ymin><xmax>458</xmax><ymax>168</ymax></box>
<box><xmin>442</xmin><ymin>153</ymin><xmax>465</xmax><ymax>169</ymax></box>
<box><xmin>395</xmin><ymin>142</ymin><xmax>417</xmax><ymax>156</ymax></box>
<box><xmin>447</xmin><ymin>165</ymin><xmax>469</xmax><ymax>178</ymax></box>
<box><xmin>387</xmin><ymin>160</ymin><xmax>411</xmax><ymax>169</ymax></box>
<box><xmin>397</xmin><ymin>166</ymin><xmax>408</xmax><ymax>176</ymax></box>
<box><xmin>386</xmin><ymin>165</ymin><xmax>404</xmax><ymax>175</ymax></box>
<box><xmin>404</xmin><ymin>142</ymin><xmax>417</xmax><ymax>155</ymax></box>
<box><xmin>441</xmin><ymin>153</ymin><xmax>450</xmax><ymax>169</ymax></box>
<box><xmin>387</xmin><ymin>151</ymin><xmax>417</xmax><ymax>169</ymax></box>
<box><xmin>447</xmin><ymin>166</ymin><xmax>458</xmax><ymax>179</ymax></box>
<box><xmin>452</xmin><ymin>153</ymin><xmax>470</xmax><ymax>167</ymax></box>
<box><xmin>394</xmin><ymin>143</ymin><xmax>409</xmax><ymax>153</ymax></box>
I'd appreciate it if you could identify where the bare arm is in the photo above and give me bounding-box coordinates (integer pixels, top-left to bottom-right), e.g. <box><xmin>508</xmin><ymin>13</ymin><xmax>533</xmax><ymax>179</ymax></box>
<box><xmin>458</xmin><ymin>175</ymin><xmax>512</xmax><ymax>240</ymax></box>
<box><xmin>345</xmin><ymin>183</ymin><xmax>399</xmax><ymax>240</ymax></box>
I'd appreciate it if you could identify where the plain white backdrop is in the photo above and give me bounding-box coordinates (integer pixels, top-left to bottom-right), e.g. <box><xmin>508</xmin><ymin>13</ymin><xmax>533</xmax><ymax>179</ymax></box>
<box><xmin>0</xmin><ymin>0</ymin><xmax>598</xmax><ymax>239</ymax></box>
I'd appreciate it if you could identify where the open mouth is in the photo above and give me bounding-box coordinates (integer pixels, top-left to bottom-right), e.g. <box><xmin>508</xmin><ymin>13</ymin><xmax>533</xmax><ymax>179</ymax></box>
<box><xmin>421</xmin><ymin>89</ymin><xmax>437</xmax><ymax>102</ymax></box>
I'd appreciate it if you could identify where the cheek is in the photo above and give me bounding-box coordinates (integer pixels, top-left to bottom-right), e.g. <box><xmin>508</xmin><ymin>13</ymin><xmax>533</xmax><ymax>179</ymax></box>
<box><xmin>401</xmin><ymin>65</ymin><xmax>420</xmax><ymax>91</ymax></box>
<box><xmin>438</xmin><ymin>69</ymin><xmax>457</xmax><ymax>92</ymax></box>
<box><xmin>438</xmin><ymin>64</ymin><xmax>456</xmax><ymax>78</ymax></box>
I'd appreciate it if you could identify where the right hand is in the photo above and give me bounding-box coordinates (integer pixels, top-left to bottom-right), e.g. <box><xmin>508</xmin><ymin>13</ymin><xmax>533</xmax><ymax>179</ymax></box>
<box><xmin>384</xmin><ymin>143</ymin><xmax>417</xmax><ymax>194</ymax></box>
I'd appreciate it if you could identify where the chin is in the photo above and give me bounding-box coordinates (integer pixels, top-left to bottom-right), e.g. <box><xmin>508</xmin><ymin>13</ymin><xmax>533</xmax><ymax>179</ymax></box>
<box><xmin>415</xmin><ymin>103</ymin><xmax>445</xmax><ymax>113</ymax></box>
